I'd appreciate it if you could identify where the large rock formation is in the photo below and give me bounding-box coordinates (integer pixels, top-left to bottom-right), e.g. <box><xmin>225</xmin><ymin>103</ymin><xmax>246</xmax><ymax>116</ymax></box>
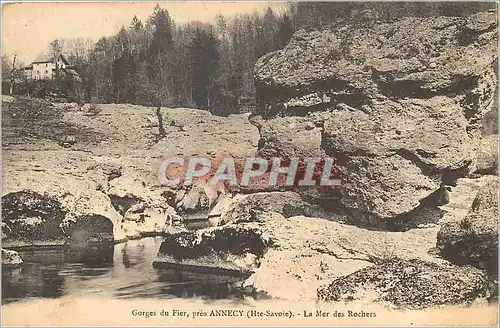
<box><xmin>437</xmin><ymin>179</ymin><xmax>498</xmax><ymax>276</ymax></box>
<box><xmin>240</xmin><ymin>211</ymin><xmax>443</xmax><ymax>300</ymax></box>
<box><xmin>253</xmin><ymin>12</ymin><xmax>498</xmax><ymax>222</ymax></box>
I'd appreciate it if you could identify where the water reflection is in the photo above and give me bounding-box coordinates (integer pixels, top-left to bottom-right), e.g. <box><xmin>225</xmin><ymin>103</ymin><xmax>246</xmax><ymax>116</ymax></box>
<box><xmin>2</xmin><ymin>237</ymin><xmax>245</xmax><ymax>304</ymax></box>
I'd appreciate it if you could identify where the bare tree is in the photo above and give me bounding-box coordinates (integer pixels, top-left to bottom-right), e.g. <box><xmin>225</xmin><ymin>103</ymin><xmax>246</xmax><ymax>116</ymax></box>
<box><xmin>9</xmin><ymin>54</ymin><xmax>17</xmax><ymax>95</ymax></box>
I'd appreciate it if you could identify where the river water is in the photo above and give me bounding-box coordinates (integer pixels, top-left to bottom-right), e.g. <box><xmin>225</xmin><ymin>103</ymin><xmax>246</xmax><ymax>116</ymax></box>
<box><xmin>2</xmin><ymin>237</ymin><xmax>245</xmax><ymax>304</ymax></box>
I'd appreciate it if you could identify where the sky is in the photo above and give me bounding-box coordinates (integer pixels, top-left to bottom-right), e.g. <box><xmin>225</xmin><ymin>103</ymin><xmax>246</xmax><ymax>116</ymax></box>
<box><xmin>2</xmin><ymin>1</ymin><xmax>287</xmax><ymax>65</ymax></box>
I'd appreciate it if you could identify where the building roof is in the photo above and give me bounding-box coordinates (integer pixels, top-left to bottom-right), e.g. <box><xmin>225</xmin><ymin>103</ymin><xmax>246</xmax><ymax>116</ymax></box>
<box><xmin>32</xmin><ymin>51</ymin><xmax>53</xmax><ymax>64</ymax></box>
<box><xmin>32</xmin><ymin>52</ymin><xmax>70</xmax><ymax>65</ymax></box>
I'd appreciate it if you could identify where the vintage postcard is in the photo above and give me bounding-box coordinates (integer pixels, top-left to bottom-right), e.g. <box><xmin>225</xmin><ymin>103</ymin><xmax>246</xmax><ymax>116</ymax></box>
<box><xmin>1</xmin><ymin>1</ymin><xmax>498</xmax><ymax>326</ymax></box>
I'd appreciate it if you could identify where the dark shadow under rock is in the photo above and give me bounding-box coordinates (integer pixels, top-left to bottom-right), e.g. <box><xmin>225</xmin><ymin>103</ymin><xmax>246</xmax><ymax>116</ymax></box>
<box><xmin>157</xmin><ymin>225</ymin><xmax>266</xmax><ymax>259</ymax></box>
<box><xmin>318</xmin><ymin>257</ymin><xmax>490</xmax><ymax>309</ymax></box>
<box><xmin>63</xmin><ymin>214</ymin><xmax>114</xmax><ymax>246</ymax></box>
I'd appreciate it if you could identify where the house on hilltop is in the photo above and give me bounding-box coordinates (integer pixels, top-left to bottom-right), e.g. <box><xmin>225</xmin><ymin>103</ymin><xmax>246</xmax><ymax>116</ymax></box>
<box><xmin>23</xmin><ymin>53</ymin><xmax>81</xmax><ymax>82</ymax></box>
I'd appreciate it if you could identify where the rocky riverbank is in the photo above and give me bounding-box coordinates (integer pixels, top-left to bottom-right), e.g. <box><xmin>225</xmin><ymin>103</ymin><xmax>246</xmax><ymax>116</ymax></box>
<box><xmin>1</xmin><ymin>96</ymin><xmax>259</xmax><ymax>247</ymax></box>
<box><xmin>1</xmin><ymin>10</ymin><xmax>498</xmax><ymax>311</ymax></box>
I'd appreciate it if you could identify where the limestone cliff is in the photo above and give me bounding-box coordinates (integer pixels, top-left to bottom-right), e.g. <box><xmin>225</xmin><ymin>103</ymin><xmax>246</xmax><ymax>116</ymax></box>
<box><xmin>253</xmin><ymin>12</ymin><xmax>498</xmax><ymax>222</ymax></box>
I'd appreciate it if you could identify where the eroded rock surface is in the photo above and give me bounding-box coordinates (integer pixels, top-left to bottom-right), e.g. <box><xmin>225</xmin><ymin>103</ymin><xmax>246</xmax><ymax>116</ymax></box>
<box><xmin>160</xmin><ymin>206</ymin><xmax>444</xmax><ymax>301</ymax></box>
<box><xmin>220</xmin><ymin>191</ymin><xmax>333</xmax><ymax>225</ymax></box>
<box><xmin>317</xmin><ymin>258</ymin><xmax>490</xmax><ymax>309</ymax></box>
<box><xmin>240</xmin><ymin>212</ymin><xmax>442</xmax><ymax>300</ymax></box>
<box><xmin>1</xmin><ymin>191</ymin><xmax>68</xmax><ymax>247</ymax></box>
<box><xmin>154</xmin><ymin>225</ymin><xmax>266</xmax><ymax>275</ymax></box>
<box><xmin>253</xmin><ymin>12</ymin><xmax>498</xmax><ymax>222</ymax></box>
<box><xmin>437</xmin><ymin>179</ymin><xmax>498</xmax><ymax>276</ymax></box>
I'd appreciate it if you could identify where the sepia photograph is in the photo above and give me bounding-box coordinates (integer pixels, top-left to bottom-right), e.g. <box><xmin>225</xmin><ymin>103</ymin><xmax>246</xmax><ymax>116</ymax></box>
<box><xmin>1</xmin><ymin>1</ymin><xmax>498</xmax><ymax>326</ymax></box>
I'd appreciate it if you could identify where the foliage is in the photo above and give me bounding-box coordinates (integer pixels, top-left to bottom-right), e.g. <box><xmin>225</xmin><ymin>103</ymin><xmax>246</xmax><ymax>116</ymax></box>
<box><xmin>16</xmin><ymin>2</ymin><xmax>494</xmax><ymax>114</ymax></box>
<box><xmin>189</xmin><ymin>27</ymin><xmax>219</xmax><ymax>108</ymax></box>
<box><xmin>292</xmin><ymin>2</ymin><xmax>495</xmax><ymax>28</ymax></box>
<box><xmin>32</xmin><ymin>4</ymin><xmax>295</xmax><ymax>115</ymax></box>
<box><xmin>2</xmin><ymin>54</ymin><xmax>13</xmax><ymax>80</ymax></box>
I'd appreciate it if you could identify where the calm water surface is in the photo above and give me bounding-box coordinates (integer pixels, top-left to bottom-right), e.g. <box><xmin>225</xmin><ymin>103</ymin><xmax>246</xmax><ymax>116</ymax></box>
<box><xmin>2</xmin><ymin>237</ymin><xmax>244</xmax><ymax>304</ymax></box>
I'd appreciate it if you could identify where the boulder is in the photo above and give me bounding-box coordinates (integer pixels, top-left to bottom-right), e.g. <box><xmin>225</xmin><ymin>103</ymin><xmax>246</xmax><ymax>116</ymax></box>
<box><xmin>334</xmin><ymin>154</ymin><xmax>440</xmax><ymax>220</ymax></box>
<box><xmin>318</xmin><ymin>258</ymin><xmax>490</xmax><ymax>309</ymax></box>
<box><xmin>1</xmin><ymin>191</ymin><xmax>67</xmax><ymax>246</ymax></box>
<box><xmin>220</xmin><ymin>191</ymin><xmax>331</xmax><ymax>224</ymax></box>
<box><xmin>154</xmin><ymin>225</ymin><xmax>267</xmax><ymax>275</ymax></box>
<box><xmin>473</xmin><ymin>135</ymin><xmax>498</xmax><ymax>174</ymax></box>
<box><xmin>253</xmin><ymin>12</ymin><xmax>497</xmax><ymax>222</ymax></box>
<box><xmin>437</xmin><ymin>179</ymin><xmax>498</xmax><ymax>276</ymax></box>
<box><xmin>2</xmin><ymin>249</ymin><xmax>23</xmax><ymax>268</ymax></box>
